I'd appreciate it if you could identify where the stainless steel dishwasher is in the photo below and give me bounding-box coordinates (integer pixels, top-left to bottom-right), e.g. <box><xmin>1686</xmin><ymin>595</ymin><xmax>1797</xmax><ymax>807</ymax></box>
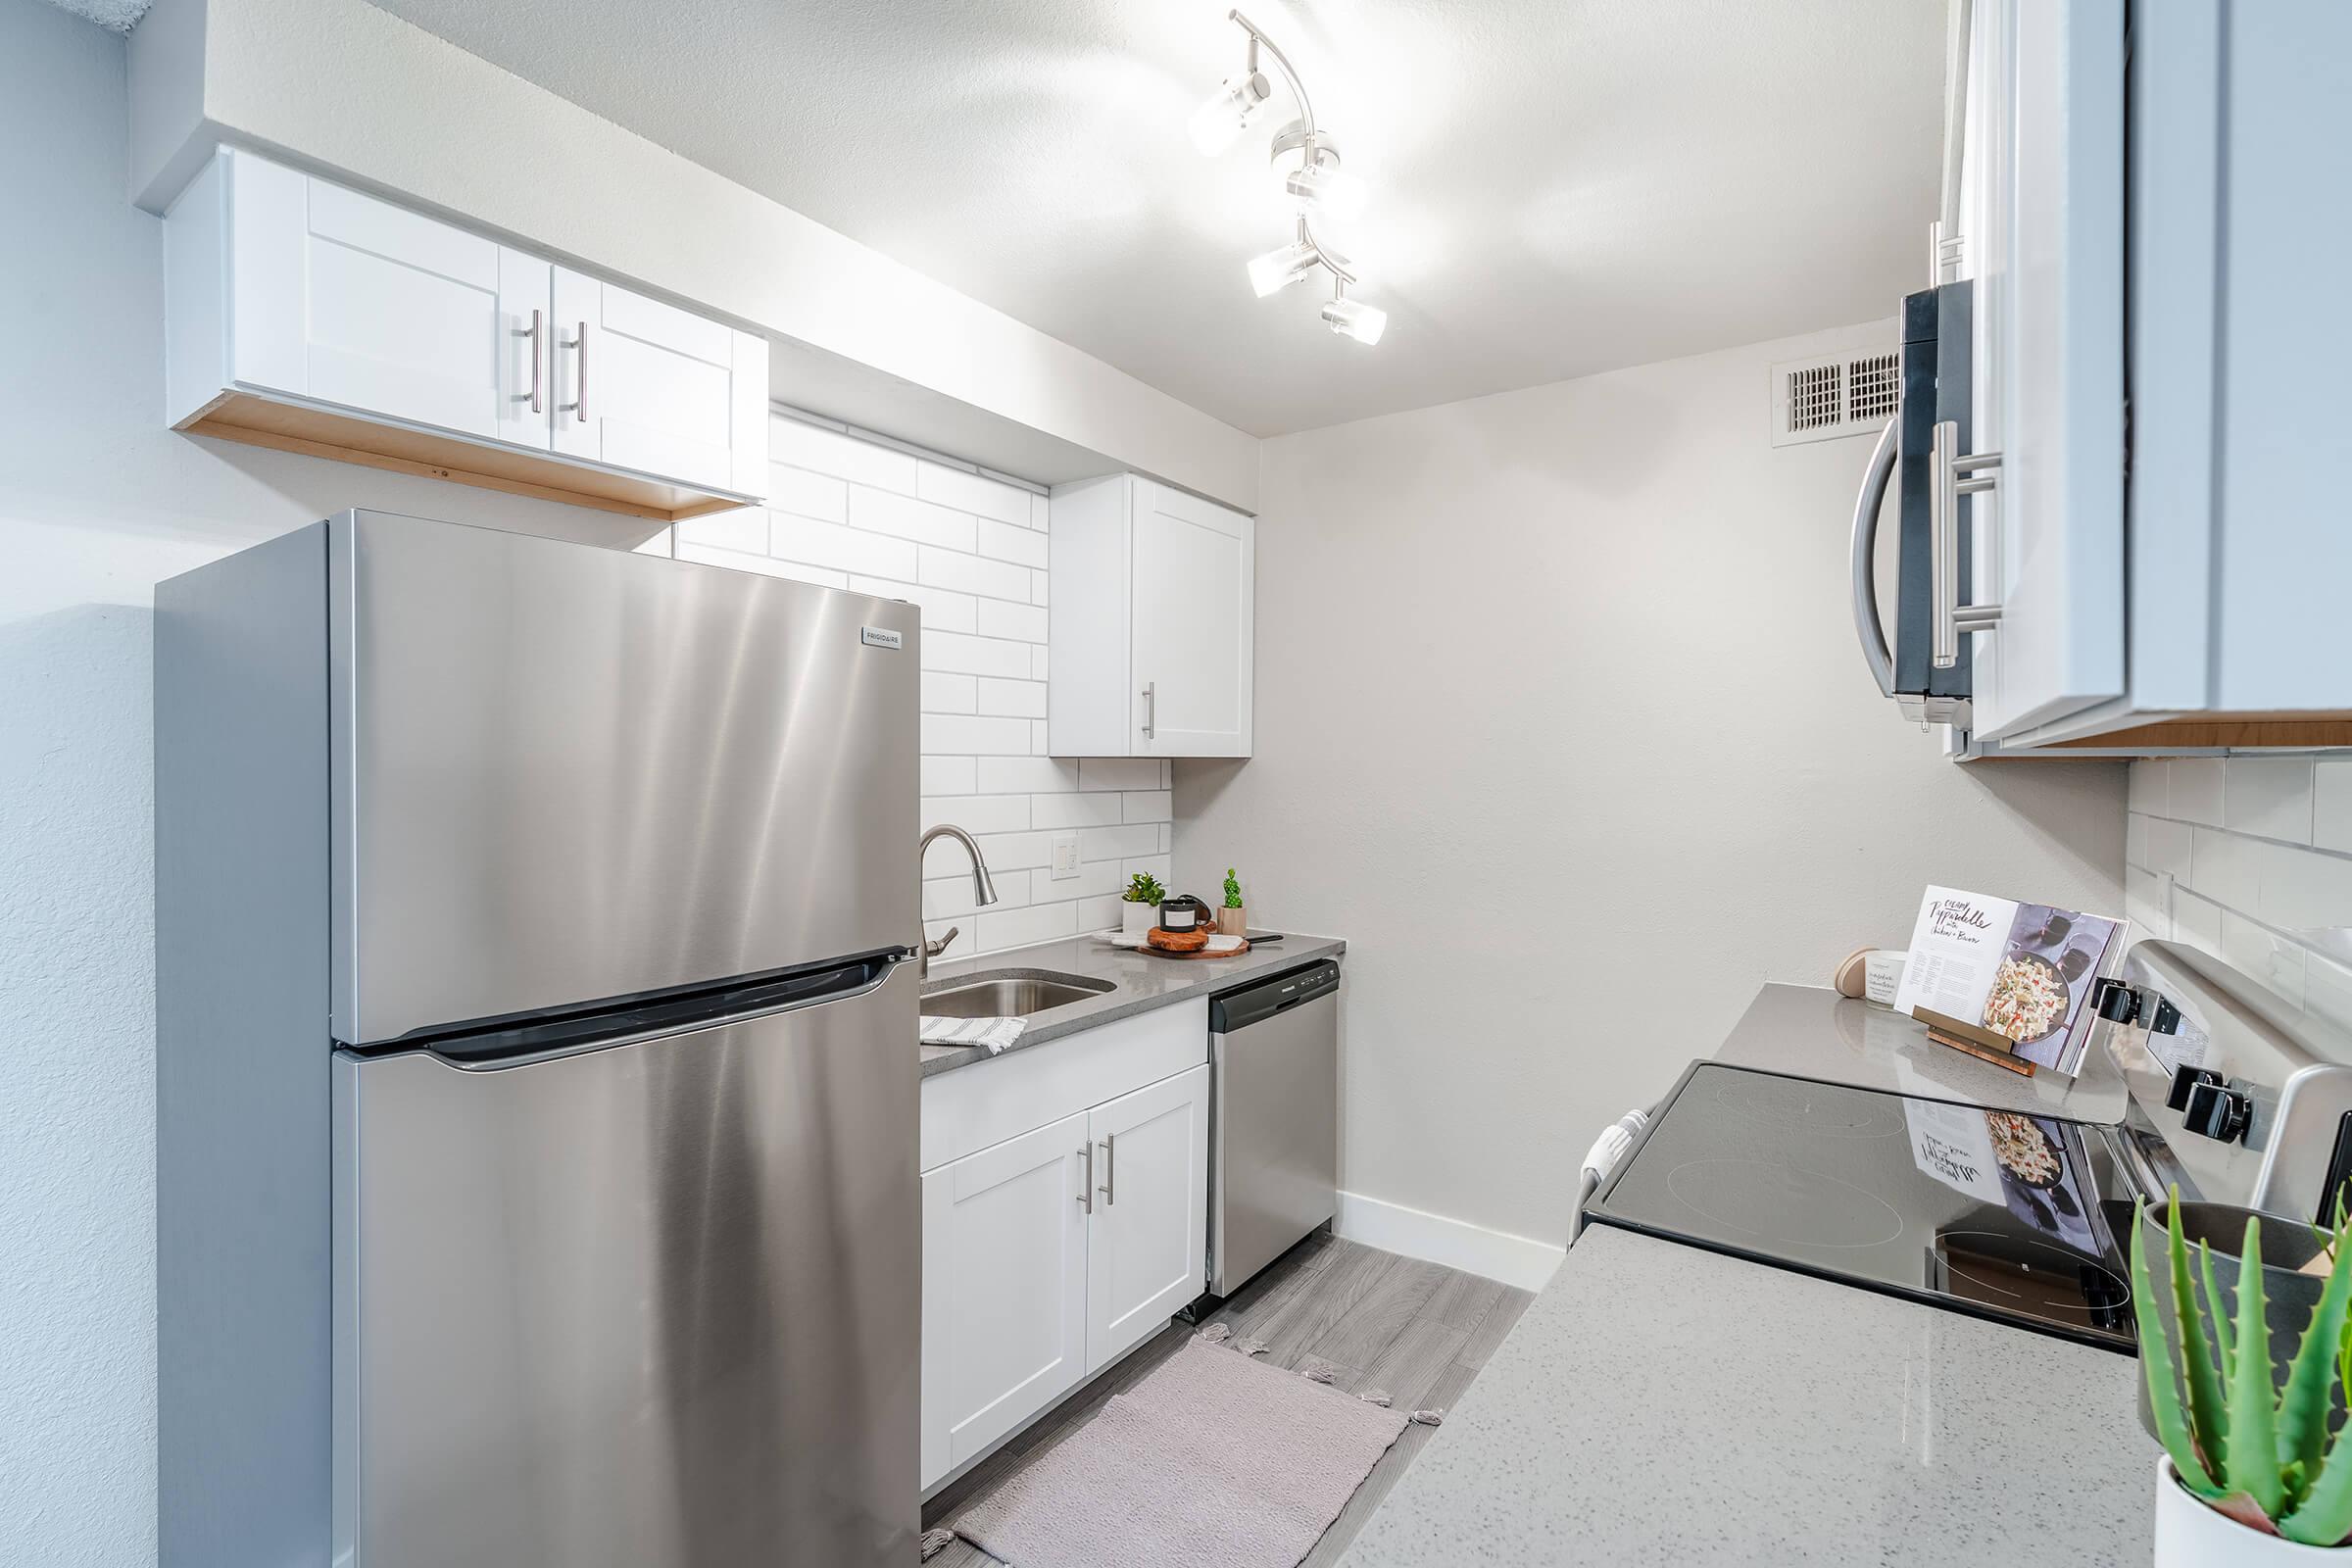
<box><xmin>1206</xmin><ymin>958</ymin><xmax>1342</xmax><ymax>1298</ymax></box>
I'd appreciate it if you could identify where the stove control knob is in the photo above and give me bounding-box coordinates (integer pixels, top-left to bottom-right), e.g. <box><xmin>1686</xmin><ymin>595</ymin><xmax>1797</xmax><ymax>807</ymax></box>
<box><xmin>2183</xmin><ymin>1081</ymin><xmax>2251</xmax><ymax>1145</ymax></box>
<box><xmin>2167</xmin><ymin>1064</ymin><xmax>2224</xmax><ymax>1111</ymax></box>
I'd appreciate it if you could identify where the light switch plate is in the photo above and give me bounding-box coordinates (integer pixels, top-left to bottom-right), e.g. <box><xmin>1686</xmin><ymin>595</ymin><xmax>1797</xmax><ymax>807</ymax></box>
<box><xmin>1049</xmin><ymin>832</ymin><xmax>1081</xmax><ymax>881</ymax></box>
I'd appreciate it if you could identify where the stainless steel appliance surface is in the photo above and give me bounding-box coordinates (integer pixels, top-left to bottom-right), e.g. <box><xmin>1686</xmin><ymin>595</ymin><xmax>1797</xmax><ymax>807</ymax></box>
<box><xmin>1583</xmin><ymin>1061</ymin><xmax>2138</xmax><ymax>1352</ymax></box>
<box><xmin>331</xmin><ymin>511</ymin><xmax>919</xmax><ymax>1046</ymax></box>
<box><xmin>158</xmin><ymin>512</ymin><xmax>922</xmax><ymax>1568</ymax></box>
<box><xmin>1207</xmin><ymin>959</ymin><xmax>1341</xmax><ymax>1298</ymax></box>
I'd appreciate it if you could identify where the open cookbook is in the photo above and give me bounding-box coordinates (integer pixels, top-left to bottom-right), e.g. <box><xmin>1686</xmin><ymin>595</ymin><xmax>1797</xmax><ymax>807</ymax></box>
<box><xmin>1890</xmin><ymin>886</ymin><xmax>2127</xmax><ymax>1076</ymax></box>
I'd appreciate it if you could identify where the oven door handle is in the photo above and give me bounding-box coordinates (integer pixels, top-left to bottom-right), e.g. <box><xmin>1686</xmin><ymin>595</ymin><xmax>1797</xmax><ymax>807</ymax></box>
<box><xmin>1850</xmin><ymin>417</ymin><xmax>1898</xmax><ymax>699</ymax></box>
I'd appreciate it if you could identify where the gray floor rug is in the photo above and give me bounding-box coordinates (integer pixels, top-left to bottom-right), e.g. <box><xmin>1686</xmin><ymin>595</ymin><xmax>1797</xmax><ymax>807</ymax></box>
<box><xmin>952</xmin><ymin>1337</ymin><xmax>1410</xmax><ymax>1568</ymax></box>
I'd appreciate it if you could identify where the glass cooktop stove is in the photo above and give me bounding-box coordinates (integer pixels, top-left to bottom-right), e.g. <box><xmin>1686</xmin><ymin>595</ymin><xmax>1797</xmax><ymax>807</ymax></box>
<box><xmin>1583</xmin><ymin>1061</ymin><xmax>2136</xmax><ymax>1352</ymax></box>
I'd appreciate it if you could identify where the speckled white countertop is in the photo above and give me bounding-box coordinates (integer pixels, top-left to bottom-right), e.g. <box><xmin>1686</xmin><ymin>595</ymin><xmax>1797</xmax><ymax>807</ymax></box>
<box><xmin>1335</xmin><ymin>982</ymin><xmax>2156</xmax><ymax>1566</ymax></box>
<box><xmin>1337</xmin><ymin>1224</ymin><xmax>2155</xmax><ymax>1566</ymax></box>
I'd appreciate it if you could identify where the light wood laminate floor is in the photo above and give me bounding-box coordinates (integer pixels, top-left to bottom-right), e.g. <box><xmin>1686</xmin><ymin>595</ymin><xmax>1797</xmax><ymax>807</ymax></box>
<box><xmin>921</xmin><ymin>1233</ymin><xmax>1535</xmax><ymax>1568</ymax></box>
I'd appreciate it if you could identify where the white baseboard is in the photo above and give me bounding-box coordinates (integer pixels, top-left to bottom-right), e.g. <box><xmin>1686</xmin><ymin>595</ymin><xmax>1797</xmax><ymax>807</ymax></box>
<box><xmin>1334</xmin><ymin>1191</ymin><xmax>1565</xmax><ymax>1294</ymax></box>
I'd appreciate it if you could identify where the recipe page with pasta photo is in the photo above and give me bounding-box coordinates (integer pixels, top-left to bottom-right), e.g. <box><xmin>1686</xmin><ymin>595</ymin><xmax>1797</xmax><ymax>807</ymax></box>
<box><xmin>1891</xmin><ymin>885</ymin><xmax>2126</xmax><ymax>1075</ymax></box>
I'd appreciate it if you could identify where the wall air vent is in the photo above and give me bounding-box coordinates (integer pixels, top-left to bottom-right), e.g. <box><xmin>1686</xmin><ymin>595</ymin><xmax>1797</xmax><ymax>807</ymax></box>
<box><xmin>1769</xmin><ymin>346</ymin><xmax>1900</xmax><ymax>447</ymax></box>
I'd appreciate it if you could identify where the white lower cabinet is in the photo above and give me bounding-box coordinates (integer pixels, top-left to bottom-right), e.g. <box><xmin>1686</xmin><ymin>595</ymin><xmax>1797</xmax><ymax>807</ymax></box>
<box><xmin>919</xmin><ymin>1061</ymin><xmax>1210</xmax><ymax>1491</ymax></box>
<box><xmin>1084</xmin><ymin>1067</ymin><xmax>1212</xmax><ymax>1370</ymax></box>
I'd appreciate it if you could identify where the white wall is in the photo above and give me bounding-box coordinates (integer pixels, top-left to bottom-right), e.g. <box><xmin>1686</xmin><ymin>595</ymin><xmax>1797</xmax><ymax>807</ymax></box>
<box><xmin>1174</xmin><ymin>320</ymin><xmax>2129</xmax><ymax>1254</ymax></box>
<box><xmin>0</xmin><ymin>5</ymin><xmax>661</xmax><ymax>1560</ymax></box>
<box><xmin>644</xmin><ymin>412</ymin><xmax>1175</xmax><ymax>961</ymax></box>
<box><xmin>2124</xmin><ymin>757</ymin><xmax>2352</xmax><ymax>1032</ymax></box>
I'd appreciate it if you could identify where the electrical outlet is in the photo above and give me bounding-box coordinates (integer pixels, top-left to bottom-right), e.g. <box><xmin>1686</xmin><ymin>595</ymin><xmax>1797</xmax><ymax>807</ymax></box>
<box><xmin>1049</xmin><ymin>832</ymin><xmax>1081</xmax><ymax>881</ymax></box>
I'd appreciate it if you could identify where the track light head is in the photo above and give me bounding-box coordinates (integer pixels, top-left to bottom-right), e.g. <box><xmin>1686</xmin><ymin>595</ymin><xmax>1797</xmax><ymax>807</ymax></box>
<box><xmin>1247</xmin><ymin>237</ymin><xmax>1319</xmax><ymax>298</ymax></box>
<box><xmin>1189</xmin><ymin>70</ymin><xmax>1272</xmax><ymax>156</ymax></box>
<box><xmin>1269</xmin><ymin>123</ymin><xmax>1367</xmax><ymax>220</ymax></box>
<box><xmin>1321</xmin><ymin>291</ymin><xmax>1388</xmax><ymax>346</ymax></box>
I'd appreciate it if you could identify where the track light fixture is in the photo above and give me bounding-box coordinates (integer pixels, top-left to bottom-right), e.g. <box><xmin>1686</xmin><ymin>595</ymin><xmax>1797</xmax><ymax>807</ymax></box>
<box><xmin>1190</xmin><ymin>9</ymin><xmax>1389</xmax><ymax>346</ymax></box>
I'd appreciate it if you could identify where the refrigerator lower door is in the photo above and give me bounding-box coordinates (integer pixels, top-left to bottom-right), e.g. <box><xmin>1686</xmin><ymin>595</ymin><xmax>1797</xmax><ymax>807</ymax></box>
<box><xmin>333</xmin><ymin>963</ymin><xmax>917</xmax><ymax>1568</ymax></box>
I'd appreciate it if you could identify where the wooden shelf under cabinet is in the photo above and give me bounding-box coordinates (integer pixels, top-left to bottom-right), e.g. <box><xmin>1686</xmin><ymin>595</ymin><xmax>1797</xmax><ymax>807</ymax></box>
<box><xmin>178</xmin><ymin>392</ymin><xmax>754</xmax><ymax>524</ymax></box>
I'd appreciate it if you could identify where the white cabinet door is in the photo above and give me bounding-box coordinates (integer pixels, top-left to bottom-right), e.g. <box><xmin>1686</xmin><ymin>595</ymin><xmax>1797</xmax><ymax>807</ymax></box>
<box><xmin>1964</xmin><ymin>0</ymin><xmax>2127</xmax><ymax>741</ymax></box>
<box><xmin>1084</xmin><ymin>1064</ymin><xmax>1209</xmax><ymax>1372</ymax></box>
<box><xmin>920</xmin><ymin>1112</ymin><xmax>1091</xmax><ymax>1489</ymax></box>
<box><xmin>231</xmin><ymin>156</ymin><xmax>545</xmax><ymax>446</ymax></box>
<box><xmin>1131</xmin><ymin>483</ymin><xmax>1252</xmax><ymax>758</ymax></box>
<box><xmin>551</xmin><ymin>267</ymin><xmax>768</xmax><ymax>496</ymax></box>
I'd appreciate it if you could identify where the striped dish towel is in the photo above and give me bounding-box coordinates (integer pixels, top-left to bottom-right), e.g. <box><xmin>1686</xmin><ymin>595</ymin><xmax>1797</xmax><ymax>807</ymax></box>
<box><xmin>919</xmin><ymin>1015</ymin><xmax>1027</xmax><ymax>1054</ymax></box>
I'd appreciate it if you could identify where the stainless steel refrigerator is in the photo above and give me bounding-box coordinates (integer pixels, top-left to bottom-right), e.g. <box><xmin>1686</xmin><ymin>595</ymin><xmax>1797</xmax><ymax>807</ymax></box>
<box><xmin>157</xmin><ymin>511</ymin><xmax>921</xmax><ymax>1567</ymax></box>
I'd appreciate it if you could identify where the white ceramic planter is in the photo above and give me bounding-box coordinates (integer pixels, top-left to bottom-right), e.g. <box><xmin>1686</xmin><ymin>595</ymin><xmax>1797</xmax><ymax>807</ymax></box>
<box><xmin>1121</xmin><ymin>903</ymin><xmax>1156</xmax><ymax>939</ymax></box>
<box><xmin>2155</xmin><ymin>1458</ymin><xmax>2343</xmax><ymax>1566</ymax></box>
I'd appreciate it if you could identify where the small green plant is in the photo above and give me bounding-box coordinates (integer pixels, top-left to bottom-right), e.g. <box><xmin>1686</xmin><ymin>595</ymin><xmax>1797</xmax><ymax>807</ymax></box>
<box><xmin>1123</xmin><ymin>871</ymin><xmax>1166</xmax><ymax>906</ymax></box>
<box><xmin>2134</xmin><ymin>1185</ymin><xmax>2352</xmax><ymax>1545</ymax></box>
<box><xmin>1223</xmin><ymin>867</ymin><xmax>1244</xmax><ymax>909</ymax></box>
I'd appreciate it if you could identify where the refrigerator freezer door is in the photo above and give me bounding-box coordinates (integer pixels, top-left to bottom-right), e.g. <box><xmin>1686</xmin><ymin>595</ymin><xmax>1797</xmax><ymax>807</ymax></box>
<box><xmin>329</xmin><ymin>511</ymin><xmax>920</xmax><ymax>1045</ymax></box>
<box><xmin>333</xmin><ymin>962</ymin><xmax>918</xmax><ymax>1568</ymax></box>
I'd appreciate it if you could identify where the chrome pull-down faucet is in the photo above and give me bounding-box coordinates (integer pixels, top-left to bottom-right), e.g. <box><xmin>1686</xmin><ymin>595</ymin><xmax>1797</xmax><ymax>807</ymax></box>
<box><xmin>917</xmin><ymin>824</ymin><xmax>999</xmax><ymax>977</ymax></box>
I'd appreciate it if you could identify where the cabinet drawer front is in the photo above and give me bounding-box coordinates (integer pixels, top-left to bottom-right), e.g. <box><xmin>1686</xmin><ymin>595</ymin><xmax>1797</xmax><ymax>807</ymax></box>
<box><xmin>919</xmin><ymin>999</ymin><xmax>1208</xmax><ymax>1172</ymax></box>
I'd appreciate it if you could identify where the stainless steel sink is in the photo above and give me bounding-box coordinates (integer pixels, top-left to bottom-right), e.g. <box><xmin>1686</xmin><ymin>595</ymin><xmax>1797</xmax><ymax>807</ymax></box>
<box><xmin>921</xmin><ymin>969</ymin><xmax>1114</xmax><ymax>1019</ymax></box>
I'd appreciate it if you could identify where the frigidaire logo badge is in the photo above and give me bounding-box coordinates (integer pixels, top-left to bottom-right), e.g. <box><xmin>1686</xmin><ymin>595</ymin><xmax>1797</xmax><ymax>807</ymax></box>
<box><xmin>859</xmin><ymin>626</ymin><xmax>905</xmax><ymax>651</ymax></box>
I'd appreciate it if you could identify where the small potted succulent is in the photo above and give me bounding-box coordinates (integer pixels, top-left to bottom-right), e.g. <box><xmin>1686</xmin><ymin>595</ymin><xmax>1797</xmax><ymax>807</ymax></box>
<box><xmin>2133</xmin><ymin>1187</ymin><xmax>2352</xmax><ymax>1562</ymax></box>
<box><xmin>1121</xmin><ymin>872</ymin><xmax>1165</xmax><ymax>939</ymax></box>
<box><xmin>1218</xmin><ymin>867</ymin><xmax>1247</xmax><ymax>937</ymax></box>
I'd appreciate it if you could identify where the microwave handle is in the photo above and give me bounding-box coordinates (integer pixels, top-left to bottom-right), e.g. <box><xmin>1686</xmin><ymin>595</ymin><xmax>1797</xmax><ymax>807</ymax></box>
<box><xmin>1848</xmin><ymin>417</ymin><xmax>1898</xmax><ymax>698</ymax></box>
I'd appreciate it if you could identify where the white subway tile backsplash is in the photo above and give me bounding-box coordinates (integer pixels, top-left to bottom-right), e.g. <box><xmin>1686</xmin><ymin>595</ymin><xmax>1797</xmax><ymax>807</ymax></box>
<box><xmin>1083</xmin><ymin>824</ymin><xmax>1158</xmax><ymax>862</ymax></box>
<box><xmin>2169</xmin><ymin>759</ymin><xmax>2226</xmax><ymax>826</ymax></box>
<box><xmin>768</xmin><ymin>464</ymin><xmax>850</xmax><ymax>524</ymax></box>
<box><xmin>770</xmin><ymin>514</ymin><xmax>919</xmax><ymax>579</ymax></box>
<box><xmin>974</xmin><ymin>677</ymin><xmax>1047</xmax><ymax>718</ymax></box>
<box><xmin>922</xmin><ymin>713</ymin><xmax>1033</xmax><ymax>756</ymax></box>
<box><xmin>2128</xmin><ymin>759</ymin><xmax>2169</xmax><ymax>818</ymax></box>
<box><xmin>978</xmin><ymin>600</ymin><xmax>1048</xmax><ymax>643</ymax></box>
<box><xmin>2257</xmin><ymin>839</ymin><xmax>2352</xmax><ymax>933</ymax></box>
<box><xmin>2222</xmin><ymin>910</ymin><xmax>2307</xmax><ymax>1007</ymax></box>
<box><xmin>2190</xmin><ymin>827</ymin><xmax>2260</xmax><ymax>913</ymax></box>
<box><xmin>921</xmin><ymin>672</ymin><xmax>977</xmax><ymax>714</ymax></box>
<box><xmin>2145</xmin><ymin>817</ymin><xmax>2192</xmax><ymax>880</ymax></box>
<box><xmin>977</xmin><ymin>517</ymin><xmax>1048</xmax><ymax>568</ymax></box>
<box><xmin>849</xmin><ymin>485</ymin><xmax>977</xmax><ymax>552</ymax></box>
<box><xmin>2316</xmin><ymin>758</ymin><xmax>2352</xmax><ymax>855</ymax></box>
<box><xmin>1079</xmin><ymin>759</ymin><xmax>1161</xmax><ymax>792</ymax></box>
<box><xmin>1120</xmin><ymin>855</ymin><xmax>1174</xmax><ymax>890</ymax></box>
<box><xmin>917</xmin><ymin>460</ymin><xmax>1031</xmax><ymax>525</ymax></box>
<box><xmin>676</xmin><ymin>511</ymin><xmax>768</xmax><ymax>555</ymax></box>
<box><xmin>2174</xmin><ymin>892</ymin><xmax>2223</xmax><ymax>955</ymax></box>
<box><xmin>1031</xmin><ymin>720</ymin><xmax>1052</xmax><ymax>756</ymax></box>
<box><xmin>848</xmin><ymin>576</ymin><xmax>977</xmax><ymax>636</ymax></box>
<box><xmin>976</xmin><ymin>757</ymin><xmax>1081</xmax><ymax>794</ymax></box>
<box><xmin>2125</xmin><ymin>812</ymin><xmax>2147</xmax><ymax>872</ymax></box>
<box><xmin>919</xmin><ymin>547</ymin><xmax>1032</xmax><ymax>603</ymax></box>
<box><xmin>764</xmin><ymin>412</ymin><xmax>1152</xmax><ymax>960</ymax></box>
<box><xmin>1032</xmin><ymin>792</ymin><xmax>1126</xmax><ymax>831</ymax></box>
<box><xmin>922</xmin><ymin>630</ymin><xmax>1034</xmax><ymax>679</ymax></box>
<box><xmin>921</xmin><ymin>793</ymin><xmax>1028</xmax><ymax>836</ymax></box>
<box><xmin>2307</xmin><ymin>952</ymin><xmax>2352</xmax><ymax>1037</ymax></box>
<box><xmin>2224</xmin><ymin>757</ymin><xmax>2314</xmax><ymax>843</ymax></box>
<box><xmin>2125</xmin><ymin>866</ymin><xmax>2170</xmax><ymax>940</ymax></box>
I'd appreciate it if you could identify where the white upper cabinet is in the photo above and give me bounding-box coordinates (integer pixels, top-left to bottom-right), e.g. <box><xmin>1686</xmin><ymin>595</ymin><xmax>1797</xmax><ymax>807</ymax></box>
<box><xmin>549</xmin><ymin>267</ymin><xmax>768</xmax><ymax>501</ymax></box>
<box><xmin>162</xmin><ymin>147</ymin><xmax>767</xmax><ymax>523</ymax></box>
<box><xmin>1048</xmin><ymin>474</ymin><xmax>1253</xmax><ymax>759</ymax></box>
<box><xmin>1950</xmin><ymin>0</ymin><xmax>2352</xmax><ymax>753</ymax></box>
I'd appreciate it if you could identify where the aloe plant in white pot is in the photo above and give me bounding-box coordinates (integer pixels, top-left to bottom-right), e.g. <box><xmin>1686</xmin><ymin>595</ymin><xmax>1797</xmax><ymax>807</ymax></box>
<box><xmin>2133</xmin><ymin>1189</ymin><xmax>2352</xmax><ymax>1563</ymax></box>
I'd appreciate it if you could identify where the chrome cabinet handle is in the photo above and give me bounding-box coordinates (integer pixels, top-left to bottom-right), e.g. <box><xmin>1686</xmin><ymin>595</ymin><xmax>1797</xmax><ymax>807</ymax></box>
<box><xmin>1078</xmin><ymin>1142</ymin><xmax>1094</xmax><ymax>1214</ymax></box>
<box><xmin>1140</xmin><ymin>682</ymin><xmax>1155</xmax><ymax>741</ymax></box>
<box><xmin>514</xmin><ymin>309</ymin><xmax>543</xmax><ymax>414</ymax></box>
<box><xmin>1099</xmin><ymin>1136</ymin><xmax>1115</xmax><ymax>1206</ymax></box>
<box><xmin>564</xmin><ymin>321</ymin><xmax>589</xmax><ymax>420</ymax></box>
<box><xmin>1849</xmin><ymin>418</ymin><xmax>1897</xmax><ymax>698</ymax></box>
<box><xmin>1931</xmin><ymin>419</ymin><xmax>2006</xmax><ymax>668</ymax></box>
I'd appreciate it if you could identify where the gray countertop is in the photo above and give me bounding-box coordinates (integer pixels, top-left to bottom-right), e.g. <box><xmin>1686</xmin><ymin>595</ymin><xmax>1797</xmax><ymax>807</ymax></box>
<box><xmin>916</xmin><ymin>930</ymin><xmax>1346</xmax><ymax>1078</ymax></box>
<box><xmin>1336</xmin><ymin>981</ymin><xmax>2155</xmax><ymax>1566</ymax></box>
<box><xmin>1714</xmin><ymin>982</ymin><xmax>2131</xmax><ymax>1125</ymax></box>
<box><xmin>1337</xmin><ymin>1225</ymin><xmax>2155</xmax><ymax>1567</ymax></box>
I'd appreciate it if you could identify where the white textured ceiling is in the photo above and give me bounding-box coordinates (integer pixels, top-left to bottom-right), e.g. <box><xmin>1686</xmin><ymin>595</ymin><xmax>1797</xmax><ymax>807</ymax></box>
<box><xmin>41</xmin><ymin>0</ymin><xmax>152</xmax><ymax>30</ymax></box>
<box><xmin>363</xmin><ymin>0</ymin><xmax>1940</xmax><ymax>438</ymax></box>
